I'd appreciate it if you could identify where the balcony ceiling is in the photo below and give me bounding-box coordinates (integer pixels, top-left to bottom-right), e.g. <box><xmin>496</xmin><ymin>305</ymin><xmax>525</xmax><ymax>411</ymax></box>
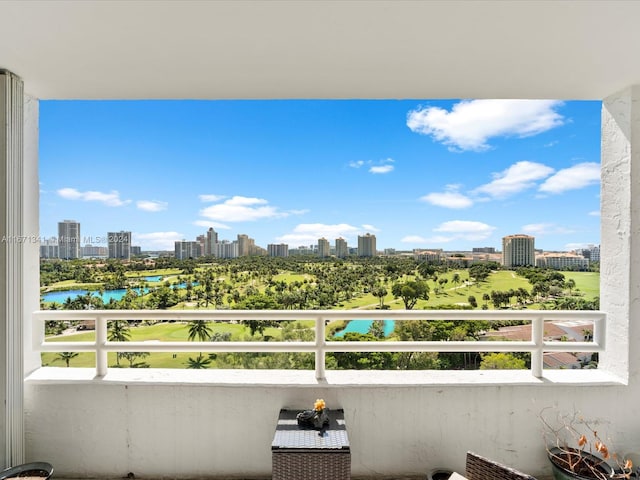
<box><xmin>1</xmin><ymin>0</ymin><xmax>640</xmax><ymax>100</ymax></box>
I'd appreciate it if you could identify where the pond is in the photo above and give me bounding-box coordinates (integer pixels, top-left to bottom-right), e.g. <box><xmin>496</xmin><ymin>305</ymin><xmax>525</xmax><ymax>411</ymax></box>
<box><xmin>41</xmin><ymin>281</ymin><xmax>196</xmax><ymax>304</ymax></box>
<box><xmin>334</xmin><ymin>319</ymin><xmax>395</xmax><ymax>337</ymax></box>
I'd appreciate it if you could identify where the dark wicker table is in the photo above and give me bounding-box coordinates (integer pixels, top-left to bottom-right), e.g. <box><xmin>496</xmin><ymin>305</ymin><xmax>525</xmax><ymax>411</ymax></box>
<box><xmin>272</xmin><ymin>408</ymin><xmax>350</xmax><ymax>480</ymax></box>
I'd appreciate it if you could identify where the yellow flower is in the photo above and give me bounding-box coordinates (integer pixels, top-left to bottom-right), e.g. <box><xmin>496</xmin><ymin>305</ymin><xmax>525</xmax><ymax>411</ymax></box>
<box><xmin>624</xmin><ymin>459</ymin><xmax>633</xmax><ymax>471</ymax></box>
<box><xmin>314</xmin><ymin>399</ymin><xmax>326</xmax><ymax>411</ymax></box>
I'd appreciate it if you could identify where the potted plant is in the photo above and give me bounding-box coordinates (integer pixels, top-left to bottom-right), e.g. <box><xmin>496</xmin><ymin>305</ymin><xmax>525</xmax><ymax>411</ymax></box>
<box><xmin>540</xmin><ymin>407</ymin><xmax>636</xmax><ymax>479</ymax></box>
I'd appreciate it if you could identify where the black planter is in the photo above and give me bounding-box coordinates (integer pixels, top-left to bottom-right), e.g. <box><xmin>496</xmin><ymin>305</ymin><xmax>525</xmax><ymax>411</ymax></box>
<box><xmin>548</xmin><ymin>447</ymin><xmax>613</xmax><ymax>480</ymax></box>
<box><xmin>0</xmin><ymin>462</ymin><xmax>53</xmax><ymax>480</ymax></box>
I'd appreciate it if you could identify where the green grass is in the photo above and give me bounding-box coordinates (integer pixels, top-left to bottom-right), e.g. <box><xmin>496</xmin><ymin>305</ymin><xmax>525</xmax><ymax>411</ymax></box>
<box><xmin>40</xmin><ymin>269</ymin><xmax>600</xmax><ymax>367</ymax></box>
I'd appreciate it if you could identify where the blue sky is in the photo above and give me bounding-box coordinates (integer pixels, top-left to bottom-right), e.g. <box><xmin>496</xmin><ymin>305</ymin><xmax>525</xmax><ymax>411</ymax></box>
<box><xmin>39</xmin><ymin>99</ymin><xmax>601</xmax><ymax>252</ymax></box>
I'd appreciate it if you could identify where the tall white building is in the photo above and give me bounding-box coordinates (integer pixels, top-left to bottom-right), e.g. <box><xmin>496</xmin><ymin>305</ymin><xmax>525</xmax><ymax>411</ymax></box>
<box><xmin>205</xmin><ymin>227</ymin><xmax>218</xmax><ymax>257</ymax></box>
<box><xmin>108</xmin><ymin>231</ymin><xmax>131</xmax><ymax>260</ymax></box>
<box><xmin>358</xmin><ymin>233</ymin><xmax>377</xmax><ymax>257</ymax></box>
<box><xmin>174</xmin><ymin>240</ymin><xmax>202</xmax><ymax>260</ymax></box>
<box><xmin>502</xmin><ymin>234</ymin><xmax>535</xmax><ymax>268</ymax></box>
<box><xmin>216</xmin><ymin>240</ymin><xmax>239</xmax><ymax>259</ymax></box>
<box><xmin>58</xmin><ymin>219</ymin><xmax>80</xmax><ymax>259</ymax></box>
<box><xmin>268</xmin><ymin>243</ymin><xmax>288</xmax><ymax>257</ymax></box>
<box><xmin>39</xmin><ymin>237</ymin><xmax>59</xmax><ymax>259</ymax></box>
<box><xmin>317</xmin><ymin>237</ymin><xmax>330</xmax><ymax>258</ymax></box>
<box><xmin>335</xmin><ymin>237</ymin><xmax>348</xmax><ymax>258</ymax></box>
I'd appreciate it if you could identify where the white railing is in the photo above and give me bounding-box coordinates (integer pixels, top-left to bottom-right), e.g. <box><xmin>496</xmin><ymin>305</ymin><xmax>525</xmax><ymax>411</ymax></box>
<box><xmin>32</xmin><ymin>309</ymin><xmax>606</xmax><ymax>379</ymax></box>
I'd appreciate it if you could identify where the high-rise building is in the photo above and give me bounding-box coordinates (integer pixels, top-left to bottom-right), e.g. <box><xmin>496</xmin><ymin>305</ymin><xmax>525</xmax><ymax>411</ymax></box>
<box><xmin>358</xmin><ymin>233</ymin><xmax>377</xmax><ymax>257</ymax></box>
<box><xmin>108</xmin><ymin>231</ymin><xmax>131</xmax><ymax>260</ymax></box>
<box><xmin>205</xmin><ymin>227</ymin><xmax>218</xmax><ymax>257</ymax></box>
<box><xmin>335</xmin><ymin>237</ymin><xmax>348</xmax><ymax>258</ymax></box>
<box><xmin>268</xmin><ymin>243</ymin><xmax>289</xmax><ymax>257</ymax></box>
<box><xmin>318</xmin><ymin>237</ymin><xmax>330</xmax><ymax>258</ymax></box>
<box><xmin>216</xmin><ymin>240</ymin><xmax>238</xmax><ymax>259</ymax></box>
<box><xmin>502</xmin><ymin>234</ymin><xmax>535</xmax><ymax>268</ymax></box>
<box><xmin>39</xmin><ymin>237</ymin><xmax>59</xmax><ymax>259</ymax></box>
<box><xmin>237</xmin><ymin>234</ymin><xmax>255</xmax><ymax>256</ymax></box>
<box><xmin>82</xmin><ymin>244</ymin><xmax>108</xmax><ymax>258</ymax></box>
<box><xmin>58</xmin><ymin>220</ymin><xmax>80</xmax><ymax>259</ymax></box>
<box><xmin>174</xmin><ymin>240</ymin><xmax>202</xmax><ymax>259</ymax></box>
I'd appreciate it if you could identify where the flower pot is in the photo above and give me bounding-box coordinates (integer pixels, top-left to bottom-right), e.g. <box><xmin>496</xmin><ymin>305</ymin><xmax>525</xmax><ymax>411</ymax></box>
<box><xmin>427</xmin><ymin>468</ymin><xmax>454</xmax><ymax>480</ymax></box>
<box><xmin>0</xmin><ymin>462</ymin><xmax>53</xmax><ymax>480</ymax></box>
<box><xmin>548</xmin><ymin>447</ymin><xmax>613</xmax><ymax>480</ymax></box>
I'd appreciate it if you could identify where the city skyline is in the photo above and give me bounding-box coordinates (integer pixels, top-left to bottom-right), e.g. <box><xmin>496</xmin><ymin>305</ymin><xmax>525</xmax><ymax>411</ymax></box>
<box><xmin>39</xmin><ymin>99</ymin><xmax>601</xmax><ymax>252</ymax></box>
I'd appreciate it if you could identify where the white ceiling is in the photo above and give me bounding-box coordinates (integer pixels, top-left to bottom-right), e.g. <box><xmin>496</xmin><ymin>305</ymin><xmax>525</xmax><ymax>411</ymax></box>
<box><xmin>1</xmin><ymin>0</ymin><xmax>640</xmax><ymax>100</ymax></box>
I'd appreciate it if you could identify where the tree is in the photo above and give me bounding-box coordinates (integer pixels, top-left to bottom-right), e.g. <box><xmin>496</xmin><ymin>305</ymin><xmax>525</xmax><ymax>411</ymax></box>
<box><xmin>120</xmin><ymin>352</ymin><xmax>150</xmax><ymax>368</ymax></box>
<box><xmin>468</xmin><ymin>295</ymin><xmax>477</xmax><ymax>308</ymax></box>
<box><xmin>368</xmin><ymin>320</ymin><xmax>387</xmax><ymax>339</ymax></box>
<box><xmin>186</xmin><ymin>354</ymin><xmax>212</xmax><ymax>369</ymax></box>
<box><xmin>56</xmin><ymin>351</ymin><xmax>78</xmax><ymax>367</ymax></box>
<box><xmin>187</xmin><ymin>320</ymin><xmax>213</xmax><ymax>342</ymax></box>
<box><xmin>371</xmin><ymin>285</ymin><xmax>388</xmax><ymax>309</ymax></box>
<box><xmin>108</xmin><ymin>320</ymin><xmax>131</xmax><ymax>366</ymax></box>
<box><xmin>391</xmin><ymin>280</ymin><xmax>430</xmax><ymax>309</ymax></box>
<box><xmin>479</xmin><ymin>353</ymin><xmax>526</xmax><ymax>370</ymax></box>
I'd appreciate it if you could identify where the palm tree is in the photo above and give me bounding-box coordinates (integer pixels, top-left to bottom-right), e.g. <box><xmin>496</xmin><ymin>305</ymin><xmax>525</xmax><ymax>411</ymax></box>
<box><xmin>56</xmin><ymin>351</ymin><xmax>79</xmax><ymax>367</ymax></box>
<box><xmin>187</xmin><ymin>320</ymin><xmax>213</xmax><ymax>342</ymax></box>
<box><xmin>186</xmin><ymin>354</ymin><xmax>212</xmax><ymax>369</ymax></box>
<box><xmin>108</xmin><ymin>320</ymin><xmax>131</xmax><ymax>366</ymax></box>
<box><xmin>187</xmin><ymin>320</ymin><xmax>214</xmax><ymax>359</ymax></box>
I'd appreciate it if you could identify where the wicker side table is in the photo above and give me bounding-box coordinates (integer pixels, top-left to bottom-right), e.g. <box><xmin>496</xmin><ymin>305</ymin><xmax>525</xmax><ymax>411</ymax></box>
<box><xmin>272</xmin><ymin>408</ymin><xmax>351</xmax><ymax>480</ymax></box>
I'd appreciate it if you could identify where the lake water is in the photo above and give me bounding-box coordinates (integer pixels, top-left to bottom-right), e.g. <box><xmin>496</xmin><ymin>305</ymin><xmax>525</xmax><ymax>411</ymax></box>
<box><xmin>41</xmin><ymin>281</ymin><xmax>194</xmax><ymax>304</ymax></box>
<box><xmin>334</xmin><ymin>319</ymin><xmax>395</xmax><ymax>337</ymax></box>
<box><xmin>41</xmin><ymin>287</ymin><xmax>149</xmax><ymax>304</ymax></box>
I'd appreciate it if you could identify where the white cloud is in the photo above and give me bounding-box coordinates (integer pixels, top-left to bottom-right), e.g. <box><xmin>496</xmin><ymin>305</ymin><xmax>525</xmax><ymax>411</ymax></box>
<box><xmin>433</xmin><ymin>220</ymin><xmax>496</xmax><ymax>241</ymax></box>
<box><xmin>199</xmin><ymin>194</ymin><xmax>227</xmax><ymax>202</ymax></box>
<box><xmin>193</xmin><ymin>220</ymin><xmax>232</xmax><ymax>230</ymax></box>
<box><xmin>420</xmin><ymin>184</ymin><xmax>473</xmax><ymax>209</ymax></box>
<box><xmin>350</xmin><ymin>158</ymin><xmax>395</xmax><ymax>174</ymax></box>
<box><xmin>57</xmin><ymin>187</ymin><xmax>130</xmax><ymax>207</ymax></box>
<box><xmin>406</xmin><ymin>99</ymin><xmax>564</xmax><ymax>151</ymax></box>
<box><xmin>199</xmin><ymin>195</ymin><xmax>292</xmax><ymax>222</ymax></box>
<box><xmin>276</xmin><ymin>223</ymin><xmax>375</xmax><ymax>245</ymax></box>
<box><xmin>588</xmin><ymin>210</ymin><xmax>600</xmax><ymax>217</ymax></box>
<box><xmin>565</xmin><ymin>242</ymin><xmax>597</xmax><ymax>251</ymax></box>
<box><xmin>522</xmin><ymin>223</ymin><xmax>574</xmax><ymax>236</ymax></box>
<box><xmin>538</xmin><ymin>162</ymin><xmax>600</xmax><ymax>194</ymax></box>
<box><xmin>133</xmin><ymin>231</ymin><xmax>183</xmax><ymax>250</ymax></box>
<box><xmin>361</xmin><ymin>224</ymin><xmax>380</xmax><ymax>232</ymax></box>
<box><xmin>137</xmin><ymin>200</ymin><xmax>168</xmax><ymax>212</ymax></box>
<box><xmin>402</xmin><ymin>235</ymin><xmax>456</xmax><ymax>245</ymax></box>
<box><xmin>473</xmin><ymin>161</ymin><xmax>555</xmax><ymax>199</ymax></box>
<box><xmin>369</xmin><ymin>165</ymin><xmax>394</xmax><ymax>174</ymax></box>
<box><xmin>401</xmin><ymin>235</ymin><xmax>428</xmax><ymax>243</ymax></box>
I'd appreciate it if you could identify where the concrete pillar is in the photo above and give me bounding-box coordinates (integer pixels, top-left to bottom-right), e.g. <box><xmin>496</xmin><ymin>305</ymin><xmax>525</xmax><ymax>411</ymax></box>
<box><xmin>0</xmin><ymin>69</ymin><xmax>24</xmax><ymax>467</ymax></box>
<box><xmin>0</xmin><ymin>69</ymin><xmax>38</xmax><ymax>468</ymax></box>
<box><xmin>600</xmin><ymin>86</ymin><xmax>640</xmax><ymax>383</ymax></box>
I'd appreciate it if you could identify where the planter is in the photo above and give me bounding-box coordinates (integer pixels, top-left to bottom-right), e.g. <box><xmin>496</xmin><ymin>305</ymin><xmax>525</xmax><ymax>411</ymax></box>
<box><xmin>428</xmin><ymin>468</ymin><xmax>454</xmax><ymax>480</ymax></box>
<box><xmin>548</xmin><ymin>447</ymin><xmax>613</xmax><ymax>480</ymax></box>
<box><xmin>0</xmin><ymin>462</ymin><xmax>53</xmax><ymax>480</ymax></box>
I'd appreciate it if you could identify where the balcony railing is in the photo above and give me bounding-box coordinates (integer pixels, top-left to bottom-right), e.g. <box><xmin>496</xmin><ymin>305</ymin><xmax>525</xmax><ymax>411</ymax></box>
<box><xmin>32</xmin><ymin>309</ymin><xmax>605</xmax><ymax>379</ymax></box>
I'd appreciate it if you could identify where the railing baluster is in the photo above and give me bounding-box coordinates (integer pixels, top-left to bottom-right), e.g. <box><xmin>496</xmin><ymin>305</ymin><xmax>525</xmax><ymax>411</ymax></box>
<box><xmin>531</xmin><ymin>316</ymin><xmax>544</xmax><ymax>378</ymax></box>
<box><xmin>315</xmin><ymin>315</ymin><xmax>326</xmax><ymax>380</ymax></box>
<box><xmin>32</xmin><ymin>310</ymin><xmax>606</xmax><ymax>378</ymax></box>
<box><xmin>96</xmin><ymin>314</ymin><xmax>108</xmax><ymax>377</ymax></box>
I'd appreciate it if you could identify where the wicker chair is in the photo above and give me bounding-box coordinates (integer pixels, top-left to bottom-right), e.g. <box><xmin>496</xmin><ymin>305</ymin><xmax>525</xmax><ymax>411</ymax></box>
<box><xmin>465</xmin><ymin>451</ymin><xmax>537</xmax><ymax>480</ymax></box>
